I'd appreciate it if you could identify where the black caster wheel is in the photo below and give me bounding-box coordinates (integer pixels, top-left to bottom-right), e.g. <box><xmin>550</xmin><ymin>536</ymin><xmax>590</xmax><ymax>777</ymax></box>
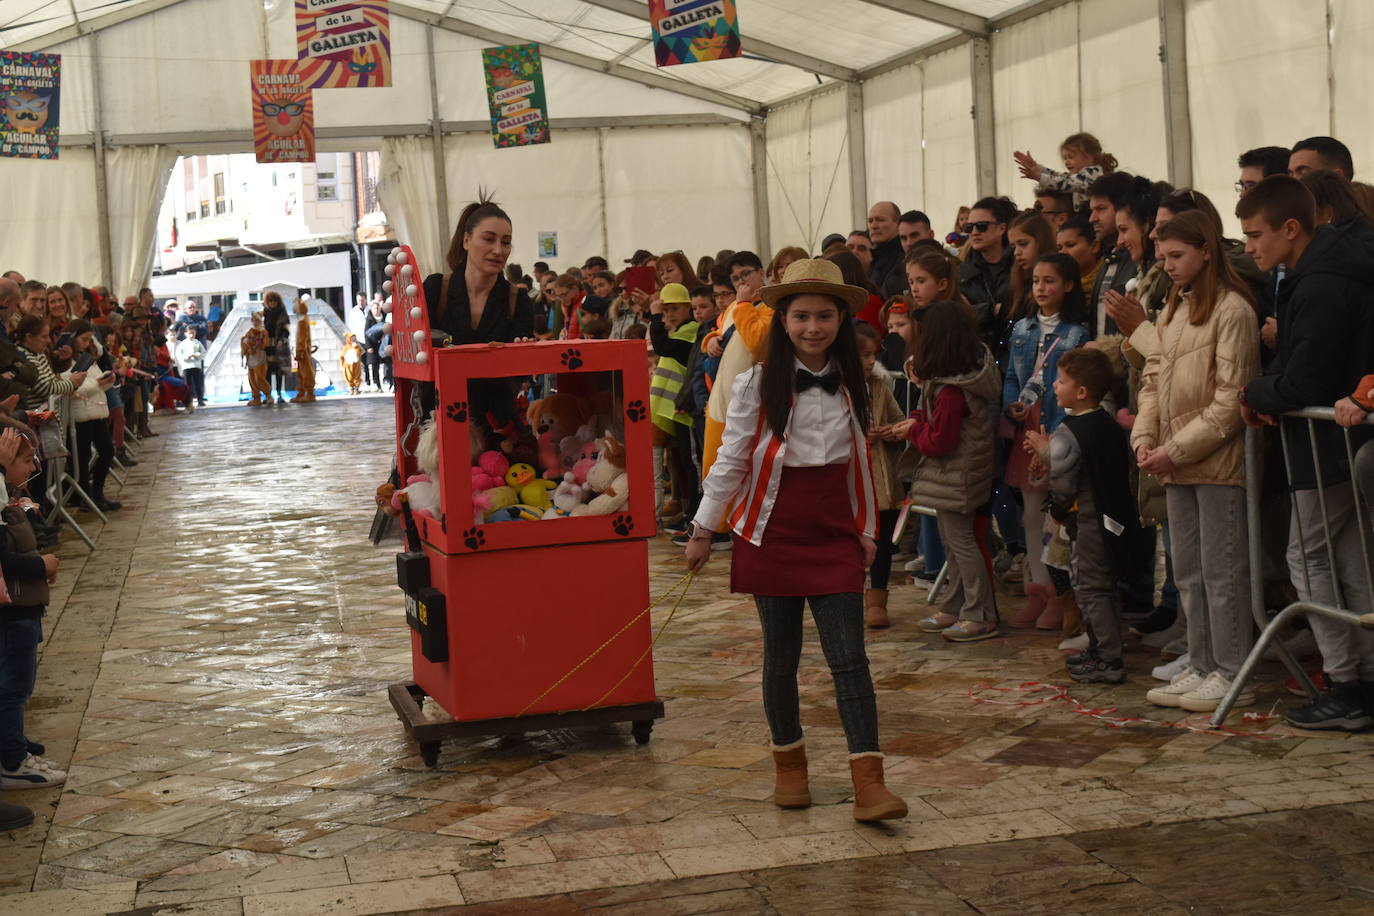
<box><xmin>631</xmin><ymin>720</ymin><xmax>653</xmax><ymax>746</ymax></box>
<box><xmin>420</xmin><ymin>742</ymin><xmax>440</xmax><ymax>768</ymax></box>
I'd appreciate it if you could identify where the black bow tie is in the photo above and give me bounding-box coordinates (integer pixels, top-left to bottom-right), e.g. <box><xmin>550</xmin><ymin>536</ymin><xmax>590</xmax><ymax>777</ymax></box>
<box><xmin>796</xmin><ymin>369</ymin><xmax>841</xmax><ymax>394</ymax></box>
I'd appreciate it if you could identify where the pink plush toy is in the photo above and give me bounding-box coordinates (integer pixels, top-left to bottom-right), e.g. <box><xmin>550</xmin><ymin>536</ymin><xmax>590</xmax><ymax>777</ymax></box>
<box><xmin>471</xmin><ymin>450</ymin><xmax>510</xmax><ymax>491</ymax></box>
<box><xmin>571</xmin><ymin>437</ymin><xmax>599</xmax><ymax>485</ymax></box>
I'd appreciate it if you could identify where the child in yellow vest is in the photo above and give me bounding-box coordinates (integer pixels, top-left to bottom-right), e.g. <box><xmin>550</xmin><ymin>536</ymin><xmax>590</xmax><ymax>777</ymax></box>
<box><xmin>648</xmin><ymin>283</ymin><xmax>699</xmax><ymax>524</ymax></box>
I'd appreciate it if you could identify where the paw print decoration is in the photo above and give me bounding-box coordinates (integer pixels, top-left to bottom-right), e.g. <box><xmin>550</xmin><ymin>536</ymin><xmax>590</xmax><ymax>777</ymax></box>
<box><xmin>625</xmin><ymin>400</ymin><xmax>646</xmax><ymax>423</ymax></box>
<box><xmin>462</xmin><ymin>527</ymin><xmax>485</xmax><ymax>551</ymax></box>
<box><xmin>446</xmin><ymin>401</ymin><xmax>468</xmax><ymax>423</ymax></box>
<box><xmin>612</xmin><ymin>514</ymin><xmax>634</xmax><ymax>537</ymax></box>
<box><xmin>560</xmin><ymin>348</ymin><xmax>583</xmax><ymax>370</ymax></box>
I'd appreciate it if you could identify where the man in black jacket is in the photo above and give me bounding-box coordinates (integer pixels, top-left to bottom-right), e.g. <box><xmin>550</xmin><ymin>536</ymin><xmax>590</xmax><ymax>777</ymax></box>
<box><xmin>1239</xmin><ymin>175</ymin><xmax>1374</xmax><ymax>732</ymax></box>
<box><xmin>866</xmin><ymin>201</ymin><xmax>903</xmax><ymax>291</ymax></box>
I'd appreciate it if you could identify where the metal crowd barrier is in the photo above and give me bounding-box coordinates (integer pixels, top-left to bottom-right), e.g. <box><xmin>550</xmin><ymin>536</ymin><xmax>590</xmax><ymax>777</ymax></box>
<box><xmin>1213</xmin><ymin>407</ymin><xmax>1374</xmax><ymax>725</ymax></box>
<box><xmin>42</xmin><ymin>394</ymin><xmax>106</xmax><ymax>551</ymax></box>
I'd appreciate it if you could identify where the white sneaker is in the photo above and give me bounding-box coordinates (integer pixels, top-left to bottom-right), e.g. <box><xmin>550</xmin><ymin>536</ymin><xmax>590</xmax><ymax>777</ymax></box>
<box><xmin>0</xmin><ymin>754</ymin><xmax>67</xmax><ymax>790</ymax></box>
<box><xmin>1058</xmin><ymin>633</ymin><xmax>1089</xmax><ymax>652</ymax></box>
<box><xmin>1178</xmin><ymin>671</ymin><xmax>1254</xmax><ymax>713</ymax></box>
<box><xmin>1144</xmin><ymin>668</ymin><xmax>1205</xmax><ymax>707</ymax></box>
<box><xmin>903</xmin><ymin>558</ymin><xmax>923</xmax><ymax>573</ymax></box>
<box><xmin>1152</xmin><ymin>653</ymin><xmax>1192</xmax><ymax>682</ymax></box>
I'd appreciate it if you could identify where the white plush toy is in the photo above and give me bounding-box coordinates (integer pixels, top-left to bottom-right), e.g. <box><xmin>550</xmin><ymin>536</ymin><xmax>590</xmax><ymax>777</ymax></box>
<box><xmin>570</xmin><ymin>435</ymin><xmax>629</xmax><ymax>517</ymax></box>
<box><xmin>394</xmin><ymin>417</ymin><xmax>442</xmax><ymax>520</ymax></box>
<box><xmin>541</xmin><ymin>472</ymin><xmax>588</xmax><ymax>519</ymax></box>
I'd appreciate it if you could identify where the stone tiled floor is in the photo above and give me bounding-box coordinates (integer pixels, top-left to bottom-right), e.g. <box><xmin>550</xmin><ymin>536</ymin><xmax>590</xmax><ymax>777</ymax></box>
<box><xmin>3</xmin><ymin>398</ymin><xmax>1374</xmax><ymax>915</ymax></box>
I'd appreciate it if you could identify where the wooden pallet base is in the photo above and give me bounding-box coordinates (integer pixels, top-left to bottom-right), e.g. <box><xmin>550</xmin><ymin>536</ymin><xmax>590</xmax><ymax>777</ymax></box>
<box><xmin>387</xmin><ymin>681</ymin><xmax>665</xmax><ymax>767</ymax></box>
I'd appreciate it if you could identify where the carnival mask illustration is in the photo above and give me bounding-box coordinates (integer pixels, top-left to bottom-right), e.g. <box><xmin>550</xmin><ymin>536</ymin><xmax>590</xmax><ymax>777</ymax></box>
<box><xmin>4</xmin><ymin>91</ymin><xmax>50</xmax><ymax>134</ymax></box>
<box><xmin>260</xmin><ymin>97</ymin><xmax>307</xmax><ymax>138</ymax></box>
<box><xmin>690</xmin><ymin>24</ymin><xmax>729</xmax><ymax>57</ymax></box>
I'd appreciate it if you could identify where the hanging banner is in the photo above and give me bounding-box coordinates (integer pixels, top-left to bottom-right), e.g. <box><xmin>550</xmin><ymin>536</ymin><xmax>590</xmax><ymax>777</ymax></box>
<box><xmin>482</xmin><ymin>44</ymin><xmax>550</xmax><ymax>149</ymax></box>
<box><xmin>1</xmin><ymin>51</ymin><xmax>61</xmax><ymax>160</ymax></box>
<box><xmin>249</xmin><ymin>60</ymin><xmax>315</xmax><ymax>164</ymax></box>
<box><xmin>295</xmin><ymin>0</ymin><xmax>392</xmax><ymax>88</ymax></box>
<box><xmin>649</xmin><ymin>0</ymin><xmax>741</xmax><ymax>67</ymax></box>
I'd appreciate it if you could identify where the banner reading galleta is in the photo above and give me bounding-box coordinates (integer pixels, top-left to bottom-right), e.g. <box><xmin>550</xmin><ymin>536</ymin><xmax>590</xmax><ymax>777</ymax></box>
<box><xmin>295</xmin><ymin>0</ymin><xmax>392</xmax><ymax>88</ymax></box>
<box><xmin>250</xmin><ymin>60</ymin><xmax>314</xmax><ymax>164</ymax></box>
<box><xmin>1</xmin><ymin>51</ymin><xmax>61</xmax><ymax>160</ymax></box>
<box><xmin>649</xmin><ymin>0</ymin><xmax>741</xmax><ymax>67</ymax></box>
<box><xmin>482</xmin><ymin>44</ymin><xmax>550</xmax><ymax>149</ymax></box>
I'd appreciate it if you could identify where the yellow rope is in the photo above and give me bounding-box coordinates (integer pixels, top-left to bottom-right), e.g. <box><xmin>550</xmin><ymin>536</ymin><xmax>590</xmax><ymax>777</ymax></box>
<box><xmin>516</xmin><ymin>572</ymin><xmax>695</xmax><ymax>718</ymax></box>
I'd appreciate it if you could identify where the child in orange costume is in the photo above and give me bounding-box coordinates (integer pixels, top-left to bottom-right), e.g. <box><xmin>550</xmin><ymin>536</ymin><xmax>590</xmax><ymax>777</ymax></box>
<box><xmin>340</xmin><ymin>332</ymin><xmax>364</xmax><ymax>395</ymax></box>
<box><xmin>699</xmin><ymin>254</ymin><xmax>770</xmax><ymax>481</ymax></box>
<box><xmin>241</xmin><ymin>314</ymin><xmax>271</xmax><ymax>406</ymax></box>
<box><xmin>291</xmin><ymin>299</ymin><xmax>317</xmax><ymax>403</ymax></box>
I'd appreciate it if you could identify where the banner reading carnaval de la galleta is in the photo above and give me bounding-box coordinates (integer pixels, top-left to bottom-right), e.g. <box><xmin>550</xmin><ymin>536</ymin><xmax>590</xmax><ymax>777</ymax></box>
<box><xmin>295</xmin><ymin>0</ymin><xmax>392</xmax><ymax>88</ymax></box>
<box><xmin>649</xmin><ymin>0</ymin><xmax>741</xmax><ymax>67</ymax></box>
<box><xmin>482</xmin><ymin>44</ymin><xmax>550</xmax><ymax>149</ymax></box>
<box><xmin>249</xmin><ymin>60</ymin><xmax>315</xmax><ymax>164</ymax></box>
<box><xmin>1</xmin><ymin>51</ymin><xmax>61</xmax><ymax>160</ymax></box>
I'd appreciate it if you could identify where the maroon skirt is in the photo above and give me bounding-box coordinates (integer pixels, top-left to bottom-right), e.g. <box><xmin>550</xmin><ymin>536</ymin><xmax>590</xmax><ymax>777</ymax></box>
<box><xmin>730</xmin><ymin>464</ymin><xmax>865</xmax><ymax>596</ymax></box>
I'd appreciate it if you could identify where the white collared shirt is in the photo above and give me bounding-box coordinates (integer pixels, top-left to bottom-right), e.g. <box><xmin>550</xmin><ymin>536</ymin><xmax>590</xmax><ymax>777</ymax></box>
<box><xmin>785</xmin><ymin>358</ymin><xmax>851</xmax><ymax>467</ymax></box>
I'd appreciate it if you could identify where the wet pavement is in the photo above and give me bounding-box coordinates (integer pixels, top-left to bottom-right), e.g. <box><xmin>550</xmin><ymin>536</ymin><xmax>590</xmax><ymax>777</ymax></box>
<box><xmin>3</xmin><ymin>397</ymin><xmax>1374</xmax><ymax>915</ymax></box>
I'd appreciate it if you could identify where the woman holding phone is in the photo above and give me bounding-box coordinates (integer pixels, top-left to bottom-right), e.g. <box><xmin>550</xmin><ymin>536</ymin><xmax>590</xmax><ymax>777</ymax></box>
<box><xmin>62</xmin><ymin>319</ymin><xmax>121</xmax><ymax>511</ymax></box>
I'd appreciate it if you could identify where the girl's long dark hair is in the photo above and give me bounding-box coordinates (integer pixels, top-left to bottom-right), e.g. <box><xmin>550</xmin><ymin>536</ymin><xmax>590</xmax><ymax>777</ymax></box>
<box><xmin>1033</xmin><ymin>253</ymin><xmax>1089</xmax><ymax>326</ymax></box>
<box><xmin>445</xmin><ymin>194</ymin><xmax>511</xmax><ymax>274</ymax></box>
<box><xmin>758</xmin><ymin>294</ymin><xmax>870</xmax><ymax>440</ymax></box>
<box><xmin>910</xmin><ymin>300</ymin><xmax>982</xmax><ymax>381</ymax></box>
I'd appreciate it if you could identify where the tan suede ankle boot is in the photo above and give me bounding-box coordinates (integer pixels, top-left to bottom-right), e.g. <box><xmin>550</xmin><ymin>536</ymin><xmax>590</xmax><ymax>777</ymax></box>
<box><xmin>849</xmin><ymin>754</ymin><xmax>907</xmax><ymax>822</ymax></box>
<box><xmin>771</xmin><ymin>741</ymin><xmax>811</xmax><ymax>808</ymax></box>
<box><xmin>864</xmin><ymin>588</ymin><xmax>890</xmax><ymax>628</ymax></box>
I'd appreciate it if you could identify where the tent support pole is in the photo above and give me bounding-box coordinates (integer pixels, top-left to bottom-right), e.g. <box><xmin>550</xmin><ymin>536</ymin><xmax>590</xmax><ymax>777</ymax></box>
<box><xmin>970</xmin><ymin>38</ymin><xmax>996</xmax><ymax>198</ymax></box>
<box><xmin>596</xmin><ymin>130</ymin><xmax>610</xmax><ymax>260</ymax></box>
<box><xmin>845</xmin><ymin>81</ymin><xmax>868</xmax><ymax>232</ymax></box>
<box><xmin>83</xmin><ymin>27</ymin><xmax>114</xmax><ymax>290</ymax></box>
<box><xmin>1159</xmin><ymin>0</ymin><xmax>1193</xmax><ymax>188</ymax></box>
<box><xmin>426</xmin><ymin>26</ymin><xmax>451</xmax><ymax>255</ymax></box>
<box><xmin>750</xmin><ymin>117</ymin><xmax>771</xmax><ymax>257</ymax></box>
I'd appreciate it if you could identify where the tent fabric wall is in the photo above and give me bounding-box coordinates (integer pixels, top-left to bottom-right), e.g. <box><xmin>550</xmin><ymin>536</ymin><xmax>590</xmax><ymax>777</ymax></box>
<box><xmin>106</xmin><ymin>145</ymin><xmax>178</xmax><ymax>299</ymax></box>
<box><xmin>2</xmin><ymin>152</ymin><xmax>102</xmax><ymax>285</ymax></box>
<box><xmin>376</xmin><ymin>136</ymin><xmax>442</xmax><ymax>273</ymax></box>
<box><xmin>1331</xmin><ymin>0</ymin><xmax>1374</xmax><ymax>180</ymax></box>
<box><xmin>600</xmin><ymin>126</ymin><xmax>756</xmax><ymax>265</ymax></box>
<box><xmin>917</xmin><ymin>46</ymin><xmax>976</xmax><ymax>240</ymax></box>
<box><xmin>441</xmin><ymin>131</ymin><xmax>604</xmax><ymax>275</ymax></box>
<box><xmin>1186</xmin><ymin>0</ymin><xmax>1330</xmax><ymax>223</ymax></box>
<box><xmin>862</xmin><ymin>64</ymin><xmax>924</xmax><ymax>226</ymax></box>
<box><xmin>1078</xmin><ymin>0</ymin><xmax>1166</xmax><ymax>185</ymax></box>
<box><xmin>765</xmin><ymin>89</ymin><xmax>853</xmax><ymax>253</ymax></box>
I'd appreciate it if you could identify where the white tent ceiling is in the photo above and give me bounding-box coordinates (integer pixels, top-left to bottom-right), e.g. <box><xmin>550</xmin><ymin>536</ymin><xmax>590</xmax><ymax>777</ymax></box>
<box><xmin>1</xmin><ymin>0</ymin><xmax>1054</xmax><ymax>108</ymax></box>
<box><xmin>4</xmin><ymin>0</ymin><xmax>1373</xmax><ymax>300</ymax></box>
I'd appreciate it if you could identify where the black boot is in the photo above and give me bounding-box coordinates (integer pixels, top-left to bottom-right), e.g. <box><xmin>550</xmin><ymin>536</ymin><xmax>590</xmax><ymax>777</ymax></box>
<box><xmin>94</xmin><ymin>489</ymin><xmax>122</xmax><ymax>512</ymax></box>
<box><xmin>115</xmin><ymin>448</ymin><xmax>138</xmax><ymax>466</ymax></box>
<box><xmin>1288</xmin><ymin>680</ymin><xmax>1373</xmax><ymax>731</ymax></box>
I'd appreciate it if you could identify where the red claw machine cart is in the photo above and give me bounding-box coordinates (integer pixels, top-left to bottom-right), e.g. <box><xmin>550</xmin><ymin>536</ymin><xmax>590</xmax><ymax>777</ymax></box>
<box><xmin>382</xmin><ymin>246</ymin><xmax>664</xmax><ymax>767</ymax></box>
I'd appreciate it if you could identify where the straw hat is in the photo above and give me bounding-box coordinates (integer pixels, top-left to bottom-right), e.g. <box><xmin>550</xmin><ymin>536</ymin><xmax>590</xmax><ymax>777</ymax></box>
<box><xmin>758</xmin><ymin>258</ymin><xmax>867</xmax><ymax>313</ymax></box>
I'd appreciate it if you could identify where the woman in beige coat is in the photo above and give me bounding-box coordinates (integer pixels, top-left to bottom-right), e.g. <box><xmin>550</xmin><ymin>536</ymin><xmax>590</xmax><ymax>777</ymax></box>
<box><xmin>1131</xmin><ymin>211</ymin><xmax>1261</xmax><ymax>714</ymax></box>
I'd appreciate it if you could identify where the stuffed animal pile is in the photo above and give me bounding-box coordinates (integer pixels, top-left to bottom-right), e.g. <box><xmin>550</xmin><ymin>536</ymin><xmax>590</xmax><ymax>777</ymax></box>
<box><xmin>390</xmin><ymin>394</ymin><xmax>629</xmax><ymax>526</ymax></box>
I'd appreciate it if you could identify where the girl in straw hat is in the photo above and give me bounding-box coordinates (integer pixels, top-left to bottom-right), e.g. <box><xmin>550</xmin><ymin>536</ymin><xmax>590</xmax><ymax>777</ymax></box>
<box><xmin>683</xmin><ymin>258</ymin><xmax>908</xmax><ymax>824</ymax></box>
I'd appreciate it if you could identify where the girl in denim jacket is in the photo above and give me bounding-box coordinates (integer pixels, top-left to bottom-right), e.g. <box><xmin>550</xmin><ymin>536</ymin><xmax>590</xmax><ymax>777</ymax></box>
<box><xmin>1002</xmin><ymin>254</ymin><xmax>1090</xmax><ymax>628</ymax></box>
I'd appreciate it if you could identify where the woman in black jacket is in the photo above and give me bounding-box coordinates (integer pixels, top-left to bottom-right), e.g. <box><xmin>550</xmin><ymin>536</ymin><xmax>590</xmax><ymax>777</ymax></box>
<box><xmin>419</xmin><ymin>198</ymin><xmax>535</xmax><ymax>428</ymax></box>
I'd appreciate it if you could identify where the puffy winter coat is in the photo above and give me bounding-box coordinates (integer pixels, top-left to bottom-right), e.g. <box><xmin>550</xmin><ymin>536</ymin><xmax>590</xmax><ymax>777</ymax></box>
<box><xmin>1133</xmin><ymin>288</ymin><xmax>1259</xmax><ymax>487</ymax></box>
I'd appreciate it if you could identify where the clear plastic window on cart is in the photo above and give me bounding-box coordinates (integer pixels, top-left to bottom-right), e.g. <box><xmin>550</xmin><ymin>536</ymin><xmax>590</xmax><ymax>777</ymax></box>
<box><xmin>467</xmin><ymin>369</ymin><xmax>633</xmax><ymax>522</ymax></box>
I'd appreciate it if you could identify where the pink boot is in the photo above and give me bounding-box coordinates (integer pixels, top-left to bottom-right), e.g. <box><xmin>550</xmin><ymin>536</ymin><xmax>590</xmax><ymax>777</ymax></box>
<box><xmin>1036</xmin><ymin>591</ymin><xmax>1064</xmax><ymax>630</ymax></box>
<box><xmin>1008</xmin><ymin>584</ymin><xmax>1051</xmax><ymax>628</ymax></box>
